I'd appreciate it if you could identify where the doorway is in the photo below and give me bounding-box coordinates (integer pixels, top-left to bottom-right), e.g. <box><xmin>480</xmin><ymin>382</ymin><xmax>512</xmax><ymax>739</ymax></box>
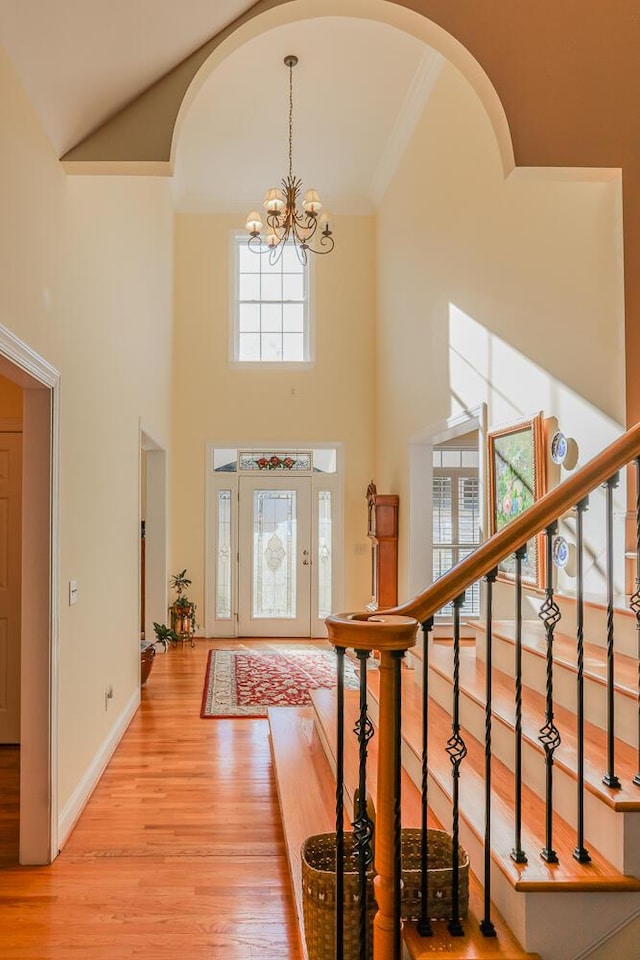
<box><xmin>205</xmin><ymin>445</ymin><xmax>342</xmax><ymax>638</ymax></box>
<box><xmin>0</xmin><ymin>326</ymin><xmax>59</xmax><ymax>865</ymax></box>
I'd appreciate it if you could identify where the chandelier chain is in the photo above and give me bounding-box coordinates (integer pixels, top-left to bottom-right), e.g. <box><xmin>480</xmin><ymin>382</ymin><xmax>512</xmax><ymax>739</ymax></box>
<box><xmin>288</xmin><ymin>60</ymin><xmax>294</xmax><ymax>181</ymax></box>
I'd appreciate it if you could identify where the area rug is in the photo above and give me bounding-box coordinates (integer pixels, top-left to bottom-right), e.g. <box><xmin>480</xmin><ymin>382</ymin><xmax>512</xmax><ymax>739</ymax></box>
<box><xmin>200</xmin><ymin>647</ymin><xmax>360</xmax><ymax>717</ymax></box>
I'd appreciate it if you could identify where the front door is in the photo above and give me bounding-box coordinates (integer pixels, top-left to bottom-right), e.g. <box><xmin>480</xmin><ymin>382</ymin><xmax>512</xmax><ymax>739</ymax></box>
<box><xmin>238</xmin><ymin>476</ymin><xmax>311</xmax><ymax>637</ymax></box>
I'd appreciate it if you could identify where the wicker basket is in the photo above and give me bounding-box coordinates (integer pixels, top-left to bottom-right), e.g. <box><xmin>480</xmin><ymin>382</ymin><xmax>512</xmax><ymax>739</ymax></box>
<box><xmin>301</xmin><ymin>832</ymin><xmax>375</xmax><ymax>960</ymax></box>
<box><xmin>301</xmin><ymin>829</ymin><xmax>469</xmax><ymax>959</ymax></box>
<box><xmin>400</xmin><ymin>828</ymin><xmax>469</xmax><ymax>921</ymax></box>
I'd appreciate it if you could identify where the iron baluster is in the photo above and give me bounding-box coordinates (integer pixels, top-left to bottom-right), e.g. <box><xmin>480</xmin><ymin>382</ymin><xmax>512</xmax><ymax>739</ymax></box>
<box><xmin>538</xmin><ymin>523</ymin><xmax>561</xmax><ymax>863</ymax></box>
<box><xmin>511</xmin><ymin>545</ymin><xmax>528</xmax><ymax>864</ymax></box>
<box><xmin>481</xmin><ymin>569</ymin><xmax>498</xmax><ymax>937</ymax></box>
<box><xmin>574</xmin><ymin>498</ymin><xmax>592</xmax><ymax>862</ymax></box>
<box><xmin>392</xmin><ymin>650</ymin><xmax>404</xmax><ymax>960</ymax></box>
<box><xmin>446</xmin><ymin>593</ymin><xmax>467</xmax><ymax>936</ymax></box>
<box><xmin>353</xmin><ymin>649</ymin><xmax>374</xmax><ymax>960</ymax></box>
<box><xmin>335</xmin><ymin>645</ymin><xmax>346</xmax><ymax>960</ymax></box>
<box><xmin>603</xmin><ymin>474</ymin><xmax>621</xmax><ymax>788</ymax></box>
<box><xmin>418</xmin><ymin>618</ymin><xmax>434</xmax><ymax>937</ymax></box>
<box><xmin>632</xmin><ymin>458</ymin><xmax>640</xmax><ymax>787</ymax></box>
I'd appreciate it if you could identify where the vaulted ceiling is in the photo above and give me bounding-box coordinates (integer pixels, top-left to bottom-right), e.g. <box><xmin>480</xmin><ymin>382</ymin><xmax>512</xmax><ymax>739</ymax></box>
<box><xmin>0</xmin><ymin>1</ymin><xmax>439</xmax><ymax>213</ymax></box>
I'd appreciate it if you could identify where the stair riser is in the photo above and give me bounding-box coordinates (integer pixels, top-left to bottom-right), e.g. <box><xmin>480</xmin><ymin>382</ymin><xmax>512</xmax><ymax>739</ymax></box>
<box><xmin>490</xmin><ymin>634</ymin><xmax>638</xmax><ymax>748</ymax></box>
<box><xmin>402</xmin><ymin>734</ymin><xmax>640</xmax><ymax>960</ymax></box>
<box><xmin>427</xmin><ymin>668</ymin><xmax>631</xmax><ymax>872</ymax></box>
<box><xmin>507</xmin><ymin>594</ymin><xmax>638</xmax><ymax>659</ymax></box>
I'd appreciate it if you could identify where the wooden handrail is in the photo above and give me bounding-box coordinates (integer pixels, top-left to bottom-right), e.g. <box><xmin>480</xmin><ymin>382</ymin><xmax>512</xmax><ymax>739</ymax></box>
<box><xmin>326</xmin><ymin>421</ymin><xmax>640</xmax><ymax>637</ymax></box>
<box><xmin>381</xmin><ymin>420</ymin><xmax>640</xmax><ymax>625</ymax></box>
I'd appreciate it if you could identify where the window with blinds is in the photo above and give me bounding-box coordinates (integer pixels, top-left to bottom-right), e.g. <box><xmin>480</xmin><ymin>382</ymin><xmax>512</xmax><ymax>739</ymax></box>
<box><xmin>433</xmin><ymin>448</ymin><xmax>480</xmax><ymax>617</ymax></box>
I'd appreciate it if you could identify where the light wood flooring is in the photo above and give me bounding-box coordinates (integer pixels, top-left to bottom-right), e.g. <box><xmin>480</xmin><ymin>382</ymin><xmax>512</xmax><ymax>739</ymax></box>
<box><xmin>0</xmin><ymin>639</ymin><xmax>313</xmax><ymax>960</ymax></box>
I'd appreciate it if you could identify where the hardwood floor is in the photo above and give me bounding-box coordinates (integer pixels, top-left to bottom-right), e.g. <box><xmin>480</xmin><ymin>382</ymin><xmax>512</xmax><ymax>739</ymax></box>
<box><xmin>0</xmin><ymin>640</ymin><xmax>305</xmax><ymax>960</ymax></box>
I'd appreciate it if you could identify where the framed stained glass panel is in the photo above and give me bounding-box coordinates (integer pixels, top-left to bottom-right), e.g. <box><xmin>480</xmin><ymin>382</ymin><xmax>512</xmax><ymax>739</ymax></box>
<box><xmin>487</xmin><ymin>413</ymin><xmax>546</xmax><ymax>586</ymax></box>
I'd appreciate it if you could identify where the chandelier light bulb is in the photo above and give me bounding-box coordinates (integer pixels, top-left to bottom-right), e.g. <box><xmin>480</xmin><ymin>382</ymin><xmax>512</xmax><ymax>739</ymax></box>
<box><xmin>318</xmin><ymin>211</ymin><xmax>332</xmax><ymax>234</ymax></box>
<box><xmin>246</xmin><ymin>55</ymin><xmax>335</xmax><ymax>265</ymax></box>
<box><xmin>245</xmin><ymin>211</ymin><xmax>263</xmax><ymax>235</ymax></box>
<box><xmin>302</xmin><ymin>189</ymin><xmax>321</xmax><ymax>214</ymax></box>
<box><xmin>264</xmin><ymin>188</ymin><xmax>285</xmax><ymax>214</ymax></box>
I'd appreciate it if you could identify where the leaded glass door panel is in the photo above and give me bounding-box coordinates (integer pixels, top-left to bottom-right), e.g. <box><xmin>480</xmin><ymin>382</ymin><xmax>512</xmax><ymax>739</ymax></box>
<box><xmin>238</xmin><ymin>476</ymin><xmax>312</xmax><ymax>636</ymax></box>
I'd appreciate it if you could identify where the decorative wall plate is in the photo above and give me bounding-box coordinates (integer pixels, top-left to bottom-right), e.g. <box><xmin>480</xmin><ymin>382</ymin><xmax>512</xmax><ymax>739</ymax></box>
<box><xmin>550</xmin><ymin>431</ymin><xmax>568</xmax><ymax>465</ymax></box>
<box><xmin>552</xmin><ymin>535</ymin><xmax>569</xmax><ymax>568</ymax></box>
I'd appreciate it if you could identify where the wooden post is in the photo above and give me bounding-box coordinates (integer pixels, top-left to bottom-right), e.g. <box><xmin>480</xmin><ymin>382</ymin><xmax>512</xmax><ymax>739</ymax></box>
<box><xmin>326</xmin><ymin>612</ymin><xmax>417</xmax><ymax>960</ymax></box>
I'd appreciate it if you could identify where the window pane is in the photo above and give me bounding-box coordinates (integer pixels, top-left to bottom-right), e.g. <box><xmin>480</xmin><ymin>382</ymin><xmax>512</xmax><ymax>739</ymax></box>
<box><xmin>213</xmin><ymin>448</ymin><xmax>237</xmax><ymax>472</ymax></box>
<box><xmin>262</xmin><ymin>274</ymin><xmax>282</xmax><ymax>301</ymax></box>
<box><xmin>283</xmin><ymin>273</ymin><xmax>304</xmax><ymax>300</ymax></box>
<box><xmin>239</xmin><ymin>273</ymin><xmax>260</xmax><ymax>300</ymax></box>
<box><xmin>252</xmin><ymin>489</ymin><xmax>296</xmax><ymax>618</ymax></box>
<box><xmin>432</xmin><ymin>477</ymin><xmax>452</xmax><ymax>543</ymax></box>
<box><xmin>238</xmin><ymin>245</ymin><xmax>258</xmax><ymax>271</ymax></box>
<box><xmin>262</xmin><ymin>303</ymin><xmax>282</xmax><ymax>332</ymax></box>
<box><xmin>442</xmin><ymin>450</ymin><xmax>462</xmax><ymax>468</ymax></box>
<box><xmin>461</xmin><ymin>450</ymin><xmax>479</xmax><ymax>468</ymax></box>
<box><xmin>458</xmin><ymin>476</ymin><xmax>480</xmax><ymax>543</ymax></box>
<box><xmin>313</xmin><ymin>449</ymin><xmax>337</xmax><ymax>473</ymax></box>
<box><xmin>318</xmin><ymin>491</ymin><xmax>332</xmax><ymax>619</ymax></box>
<box><xmin>261</xmin><ymin>255</ymin><xmax>280</xmax><ymax>275</ymax></box>
<box><xmin>238</xmin><ymin>332</ymin><xmax>260</xmax><ymax>361</ymax></box>
<box><xmin>239</xmin><ymin>303</ymin><xmax>260</xmax><ymax>332</ymax></box>
<box><xmin>261</xmin><ymin>332</ymin><xmax>282</xmax><ymax>361</ymax></box>
<box><xmin>283</xmin><ymin>333</ymin><xmax>304</xmax><ymax>361</ymax></box>
<box><xmin>281</xmin><ymin>243</ymin><xmax>302</xmax><ymax>271</ymax></box>
<box><xmin>216</xmin><ymin>490</ymin><xmax>232</xmax><ymax>618</ymax></box>
<box><xmin>283</xmin><ymin>304</ymin><xmax>304</xmax><ymax>332</ymax></box>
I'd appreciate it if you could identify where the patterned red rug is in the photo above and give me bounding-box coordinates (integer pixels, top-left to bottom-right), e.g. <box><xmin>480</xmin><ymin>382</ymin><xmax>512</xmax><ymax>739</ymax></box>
<box><xmin>200</xmin><ymin>647</ymin><xmax>359</xmax><ymax>717</ymax></box>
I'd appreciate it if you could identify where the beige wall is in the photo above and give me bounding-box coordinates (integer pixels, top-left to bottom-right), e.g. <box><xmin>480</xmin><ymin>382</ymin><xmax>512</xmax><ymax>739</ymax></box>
<box><xmin>376</xmin><ymin>61</ymin><xmax>625</xmax><ymax>600</ymax></box>
<box><xmin>172</xmin><ymin>214</ymin><xmax>376</xmax><ymax>620</ymax></box>
<box><xmin>0</xmin><ymin>47</ymin><xmax>174</xmax><ymax>814</ymax></box>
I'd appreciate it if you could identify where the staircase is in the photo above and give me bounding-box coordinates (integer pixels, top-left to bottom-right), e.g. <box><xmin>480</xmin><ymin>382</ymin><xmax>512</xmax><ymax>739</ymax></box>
<box><xmin>269</xmin><ymin>427</ymin><xmax>640</xmax><ymax>960</ymax></box>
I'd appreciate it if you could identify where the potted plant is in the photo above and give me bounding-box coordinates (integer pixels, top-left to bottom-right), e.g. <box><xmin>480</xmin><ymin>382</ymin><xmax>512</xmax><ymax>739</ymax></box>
<box><xmin>141</xmin><ymin>623</ymin><xmax>179</xmax><ymax>684</ymax></box>
<box><xmin>169</xmin><ymin>568</ymin><xmax>197</xmax><ymax>640</ymax></box>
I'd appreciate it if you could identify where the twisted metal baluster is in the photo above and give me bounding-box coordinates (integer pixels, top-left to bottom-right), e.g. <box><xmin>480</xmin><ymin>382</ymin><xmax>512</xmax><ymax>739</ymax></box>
<box><xmin>511</xmin><ymin>545</ymin><xmax>528</xmax><ymax>864</ymax></box>
<box><xmin>353</xmin><ymin>649</ymin><xmax>374</xmax><ymax>960</ymax></box>
<box><xmin>446</xmin><ymin>593</ymin><xmax>467</xmax><ymax>936</ymax></box>
<box><xmin>632</xmin><ymin>458</ymin><xmax>640</xmax><ymax>787</ymax></box>
<box><xmin>603</xmin><ymin>474</ymin><xmax>621</xmax><ymax>789</ymax></box>
<box><xmin>335</xmin><ymin>645</ymin><xmax>346</xmax><ymax>960</ymax></box>
<box><xmin>392</xmin><ymin>649</ymin><xmax>404</xmax><ymax>960</ymax></box>
<box><xmin>418</xmin><ymin>618</ymin><xmax>434</xmax><ymax>937</ymax></box>
<box><xmin>538</xmin><ymin>523</ymin><xmax>561</xmax><ymax>863</ymax></box>
<box><xmin>574</xmin><ymin>498</ymin><xmax>592</xmax><ymax>862</ymax></box>
<box><xmin>481</xmin><ymin>569</ymin><xmax>498</xmax><ymax>937</ymax></box>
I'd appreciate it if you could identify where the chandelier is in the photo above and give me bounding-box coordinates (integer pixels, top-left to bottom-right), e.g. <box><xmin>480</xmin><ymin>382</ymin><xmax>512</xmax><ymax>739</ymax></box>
<box><xmin>245</xmin><ymin>55</ymin><xmax>334</xmax><ymax>265</ymax></box>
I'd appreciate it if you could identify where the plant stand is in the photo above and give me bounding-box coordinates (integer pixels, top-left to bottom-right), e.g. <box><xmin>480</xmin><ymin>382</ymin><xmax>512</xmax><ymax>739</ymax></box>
<box><xmin>170</xmin><ymin>604</ymin><xmax>195</xmax><ymax>647</ymax></box>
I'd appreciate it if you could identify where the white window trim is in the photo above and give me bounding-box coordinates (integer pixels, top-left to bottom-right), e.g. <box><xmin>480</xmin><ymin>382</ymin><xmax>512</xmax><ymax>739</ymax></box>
<box><xmin>228</xmin><ymin>232</ymin><xmax>315</xmax><ymax>368</ymax></box>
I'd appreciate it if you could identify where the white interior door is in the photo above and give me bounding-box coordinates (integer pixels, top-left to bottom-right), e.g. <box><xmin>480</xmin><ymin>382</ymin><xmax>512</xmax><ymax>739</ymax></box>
<box><xmin>238</xmin><ymin>475</ymin><xmax>311</xmax><ymax>637</ymax></box>
<box><xmin>0</xmin><ymin>433</ymin><xmax>22</xmax><ymax>743</ymax></box>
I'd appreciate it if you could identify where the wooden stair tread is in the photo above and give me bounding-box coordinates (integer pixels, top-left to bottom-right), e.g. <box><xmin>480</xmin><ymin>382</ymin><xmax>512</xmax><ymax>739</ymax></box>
<box><xmin>365</xmin><ymin>670</ymin><xmax>640</xmax><ymax>893</ymax></box>
<box><xmin>310</xmin><ymin>686</ymin><xmax>427</xmax><ymax>828</ymax></box>
<box><xmin>428</xmin><ymin>642</ymin><xmax>640</xmax><ymax>808</ymax></box>
<box><xmin>311</xmin><ymin>689</ymin><xmax>536</xmax><ymax>959</ymax></box>
<box><xmin>478</xmin><ymin>620</ymin><xmax>638</xmax><ymax>698</ymax></box>
<box><xmin>268</xmin><ymin>705</ymin><xmax>338</xmax><ymax>960</ymax></box>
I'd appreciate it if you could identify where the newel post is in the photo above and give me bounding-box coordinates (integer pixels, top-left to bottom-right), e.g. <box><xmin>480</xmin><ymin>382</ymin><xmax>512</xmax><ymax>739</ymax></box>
<box><xmin>326</xmin><ymin>612</ymin><xmax>418</xmax><ymax>960</ymax></box>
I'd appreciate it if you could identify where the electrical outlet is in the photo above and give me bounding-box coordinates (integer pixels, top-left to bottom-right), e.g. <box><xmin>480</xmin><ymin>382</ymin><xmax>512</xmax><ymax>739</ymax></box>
<box><xmin>104</xmin><ymin>685</ymin><xmax>113</xmax><ymax>711</ymax></box>
<box><xmin>69</xmin><ymin>580</ymin><xmax>78</xmax><ymax>605</ymax></box>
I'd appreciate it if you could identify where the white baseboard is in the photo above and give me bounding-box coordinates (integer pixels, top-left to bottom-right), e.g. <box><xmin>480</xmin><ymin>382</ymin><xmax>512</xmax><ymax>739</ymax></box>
<box><xmin>57</xmin><ymin>686</ymin><xmax>140</xmax><ymax>850</ymax></box>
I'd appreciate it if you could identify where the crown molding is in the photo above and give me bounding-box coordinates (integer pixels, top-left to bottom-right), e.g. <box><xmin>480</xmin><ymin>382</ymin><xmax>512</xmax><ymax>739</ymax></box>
<box><xmin>368</xmin><ymin>49</ymin><xmax>443</xmax><ymax>208</ymax></box>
